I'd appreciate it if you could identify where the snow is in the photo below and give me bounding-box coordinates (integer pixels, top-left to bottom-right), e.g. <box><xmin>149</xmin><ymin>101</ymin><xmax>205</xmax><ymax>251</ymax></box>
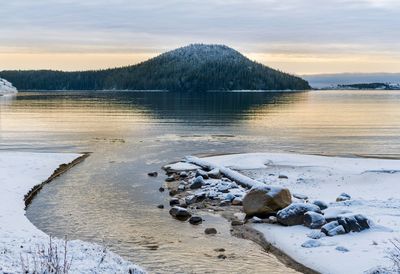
<box><xmin>0</xmin><ymin>78</ymin><xmax>17</xmax><ymax>95</ymax></box>
<box><xmin>0</xmin><ymin>152</ymin><xmax>144</xmax><ymax>274</ymax></box>
<box><xmin>200</xmin><ymin>152</ymin><xmax>400</xmax><ymax>274</ymax></box>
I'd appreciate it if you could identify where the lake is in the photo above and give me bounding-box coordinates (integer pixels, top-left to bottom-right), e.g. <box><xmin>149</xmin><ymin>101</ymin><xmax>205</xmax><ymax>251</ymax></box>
<box><xmin>1</xmin><ymin>90</ymin><xmax>400</xmax><ymax>273</ymax></box>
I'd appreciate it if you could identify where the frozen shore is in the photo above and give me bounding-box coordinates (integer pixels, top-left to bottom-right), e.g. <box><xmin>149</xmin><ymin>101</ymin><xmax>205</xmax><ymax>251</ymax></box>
<box><xmin>199</xmin><ymin>153</ymin><xmax>400</xmax><ymax>274</ymax></box>
<box><xmin>0</xmin><ymin>152</ymin><xmax>144</xmax><ymax>273</ymax></box>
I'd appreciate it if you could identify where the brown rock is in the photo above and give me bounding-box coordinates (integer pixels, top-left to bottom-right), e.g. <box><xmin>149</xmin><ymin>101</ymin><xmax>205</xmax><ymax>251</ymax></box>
<box><xmin>242</xmin><ymin>186</ymin><xmax>292</xmax><ymax>217</ymax></box>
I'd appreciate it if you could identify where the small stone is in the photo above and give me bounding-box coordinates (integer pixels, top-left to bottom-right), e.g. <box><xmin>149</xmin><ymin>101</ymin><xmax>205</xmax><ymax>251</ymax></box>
<box><xmin>169</xmin><ymin>206</ymin><xmax>192</xmax><ymax>221</ymax></box>
<box><xmin>165</xmin><ymin>176</ymin><xmax>175</xmax><ymax>182</ymax></box>
<box><xmin>158</xmin><ymin>187</ymin><xmax>165</xmax><ymax>192</ymax></box>
<box><xmin>312</xmin><ymin>200</ymin><xmax>328</xmax><ymax>210</ymax></box>
<box><xmin>217</xmin><ymin>254</ymin><xmax>227</xmax><ymax>259</ymax></box>
<box><xmin>157</xmin><ymin>204</ymin><xmax>164</xmax><ymax>209</ymax></box>
<box><xmin>169</xmin><ymin>198</ymin><xmax>180</xmax><ymax>206</ymax></box>
<box><xmin>148</xmin><ymin>172</ymin><xmax>158</xmax><ymax>177</ymax></box>
<box><xmin>205</xmin><ymin>228</ymin><xmax>217</xmax><ymax>235</ymax></box>
<box><xmin>278</xmin><ymin>175</ymin><xmax>288</xmax><ymax>179</ymax></box>
<box><xmin>336</xmin><ymin>193</ymin><xmax>351</xmax><ymax>202</ymax></box>
<box><xmin>231</xmin><ymin>220</ymin><xmax>244</xmax><ymax>226</ymax></box>
<box><xmin>335</xmin><ymin>246</ymin><xmax>349</xmax><ymax>252</ymax></box>
<box><xmin>195</xmin><ymin>169</ymin><xmax>209</xmax><ymax>179</ymax></box>
<box><xmin>224</xmin><ymin>193</ymin><xmax>235</xmax><ymax>202</ymax></box>
<box><xmin>208</xmin><ymin>168</ymin><xmax>222</xmax><ymax>179</ymax></box>
<box><xmin>179</xmin><ymin>171</ymin><xmax>188</xmax><ymax>178</ymax></box>
<box><xmin>301</xmin><ymin>239</ymin><xmax>321</xmax><ymax>248</ymax></box>
<box><xmin>307</xmin><ymin>231</ymin><xmax>326</xmax><ymax>240</ymax></box>
<box><xmin>232</xmin><ymin>197</ymin><xmax>243</xmax><ymax>206</ymax></box>
<box><xmin>190</xmin><ymin>176</ymin><xmax>205</xmax><ymax>189</ymax></box>
<box><xmin>214</xmin><ymin>248</ymin><xmax>225</xmax><ymax>252</ymax></box>
<box><xmin>189</xmin><ymin>216</ymin><xmax>203</xmax><ymax>225</ymax></box>
<box><xmin>249</xmin><ymin>216</ymin><xmax>263</xmax><ymax>223</ymax></box>
<box><xmin>178</xmin><ymin>184</ymin><xmax>185</xmax><ymax>191</ymax></box>
<box><xmin>169</xmin><ymin>189</ymin><xmax>178</xmax><ymax>196</ymax></box>
<box><xmin>293</xmin><ymin>193</ymin><xmax>308</xmax><ymax>200</ymax></box>
<box><xmin>219</xmin><ymin>200</ymin><xmax>230</xmax><ymax>207</ymax></box>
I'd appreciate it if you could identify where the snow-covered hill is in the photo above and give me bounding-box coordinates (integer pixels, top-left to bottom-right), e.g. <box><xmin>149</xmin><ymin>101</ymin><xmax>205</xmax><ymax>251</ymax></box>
<box><xmin>0</xmin><ymin>77</ymin><xmax>17</xmax><ymax>94</ymax></box>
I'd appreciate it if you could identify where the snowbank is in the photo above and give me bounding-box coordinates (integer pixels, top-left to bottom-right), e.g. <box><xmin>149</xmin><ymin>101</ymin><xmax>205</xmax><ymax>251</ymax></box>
<box><xmin>0</xmin><ymin>78</ymin><xmax>17</xmax><ymax>95</ymax></box>
<box><xmin>201</xmin><ymin>153</ymin><xmax>400</xmax><ymax>273</ymax></box>
<box><xmin>0</xmin><ymin>152</ymin><xmax>144</xmax><ymax>273</ymax></box>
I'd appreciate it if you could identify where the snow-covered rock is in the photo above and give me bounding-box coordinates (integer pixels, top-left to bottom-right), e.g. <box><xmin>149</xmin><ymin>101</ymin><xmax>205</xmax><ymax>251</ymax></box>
<box><xmin>0</xmin><ymin>78</ymin><xmax>17</xmax><ymax>95</ymax></box>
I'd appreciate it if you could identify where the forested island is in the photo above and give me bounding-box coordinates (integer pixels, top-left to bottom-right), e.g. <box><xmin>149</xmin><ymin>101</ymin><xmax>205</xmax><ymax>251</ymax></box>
<box><xmin>0</xmin><ymin>44</ymin><xmax>310</xmax><ymax>92</ymax></box>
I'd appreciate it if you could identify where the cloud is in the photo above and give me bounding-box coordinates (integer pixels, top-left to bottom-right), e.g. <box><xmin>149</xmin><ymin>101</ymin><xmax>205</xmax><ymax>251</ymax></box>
<box><xmin>0</xmin><ymin>0</ymin><xmax>399</xmax><ymax>72</ymax></box>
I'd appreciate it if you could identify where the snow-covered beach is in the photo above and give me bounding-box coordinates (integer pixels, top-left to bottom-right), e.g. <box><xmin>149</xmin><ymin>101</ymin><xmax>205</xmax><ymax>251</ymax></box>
<box><xmin>0</xmin><ymin>78</ymin><xmax>17</xmax><ymax>95</ymax></box>
<box><xmin>0</xmin><ymin>152</ymin><xmax>144</xmax><ymax>273</ymax></box>
<box><xmin>166</xmin><ymin>153</ymin><xmax>400</xmax><ymax>274</ymax></box>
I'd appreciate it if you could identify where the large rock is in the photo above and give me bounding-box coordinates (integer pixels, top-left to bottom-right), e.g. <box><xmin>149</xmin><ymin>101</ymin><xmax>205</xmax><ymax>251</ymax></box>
<box><xmin>304</xmin><ymin>211</ymin><xmax>326</xmax><ymax>229</ymax></box>
<box><xmin>169</xmin><ymin>206</ymin><xmax>192</xmax><ymax>221</ymax></box>
<box><xmin>190</xmin><ymin>176</ymin><xmax>205</xmax><ymax>189</ymax></box>
<box><xmin>277</xmin><ymin>203</ymin><xmax>321</xmax><ymax>226</ymax></box>
<box><xmin>243</xmin><ymin>186</ymin><xmax>292</xmax><ymax>217</ymax></box>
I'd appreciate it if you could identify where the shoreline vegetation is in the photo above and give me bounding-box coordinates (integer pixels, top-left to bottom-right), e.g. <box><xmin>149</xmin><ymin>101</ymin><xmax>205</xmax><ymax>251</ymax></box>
<box><xmin>0</xmin><ymin>151</ymin><xmax>144</xmax><ymax>273</ymax></box>
<box><xmin>0</xmin><ymin>44</ymin><xmax>310</xmax><ymax>92</ymax></box>
<box><xmin>161</xmin><ymin>153</ymin><xmax>400</xmax><ymax>274</ymax></box>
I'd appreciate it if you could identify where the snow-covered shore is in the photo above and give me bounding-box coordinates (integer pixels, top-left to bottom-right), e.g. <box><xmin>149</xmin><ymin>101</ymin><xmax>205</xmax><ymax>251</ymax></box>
<box><xmin>199</xmin><ymin>153</ymin><xmax>400</xmax><ymax>274</ymax></box>
<box><xmin>0</xmin><ymin>152</ymin><xmax>144</xmax><ymax>273</ymax></box>
<box><xmin>0</xmin><ymin>78</ymin><xmax>17</xmax><ymax>95</ymax></box>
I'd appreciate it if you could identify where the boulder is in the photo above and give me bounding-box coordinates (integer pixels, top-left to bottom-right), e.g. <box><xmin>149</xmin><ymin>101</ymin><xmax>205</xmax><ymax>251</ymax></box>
<box><xmin>169</xmin><ymin>206</ymin><xmax>192</xmax><ymax>221</ymax></box>
<box><xmin>190</xmin><ymin>176</ymin><xmax>205</xmax><ymax>189</ymax></box>
<box><xmin>336</xmin><ymin>193</ymin><xmax>351</xmax><ymax>202</ymax></box>
<box><xmin>327</xmin><ymin>225</ymin><xmax>346</xmax><ymax>236</ymax></box>
<box><xmin>157</xmin><ymin>204</ymin><xmax>164</xmax><ymax>209</ymax></box>
<box><xmin>243</xmin><ymin>186</ymin><xmax>292</xmax><ymax>217</ymax></box>
<box><xmin>189</xmin><ymin>216</ymin><xmax>203</xmax><ymax>225</ymax></box>
<box><xmin>312</xmin><ymin>200</ymin><xmax>328</xmax><ymax>210</ymax></box>
<box><xmin>337</xmin><ymin>214</ymin><xmax>370</xmax><ymax>232</ymax></box>
<box><xmin>278</xmin><ymin>175</ymin><xmax>288</xmax><ymax>179</ymax></box>
<box><xmin>277</xmin><ymin>203</ymin><xmax>321</xmax><ymax>226</ymax></box>
<box><xmin>321</xmin><ymin>221</ymin><xmax>340</xmax><ymax>235</ymax></box>
<box><xmin>304</xmin><ymin>211</ymin><xmax>326</xmax><ymax>229</ymax></box>
<box><xmin>204</xmin><ymin>228</ymin><xmax>217</xmax><ymax>235</ymax></box>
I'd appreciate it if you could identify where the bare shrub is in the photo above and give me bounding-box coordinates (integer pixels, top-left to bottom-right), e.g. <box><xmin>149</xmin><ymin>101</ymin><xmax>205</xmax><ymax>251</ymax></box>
<box><xmin>389</xmin><ymin>238</ymin><xmax>400</xmax><ymax>272</ymax></box>
<box><xmin>20</xmin><ymin>236</ymin><xmax>72</xmax><ymax>274</ymax></box>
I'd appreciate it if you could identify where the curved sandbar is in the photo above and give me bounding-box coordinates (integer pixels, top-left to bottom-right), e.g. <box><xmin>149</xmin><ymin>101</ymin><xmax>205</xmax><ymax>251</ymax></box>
<box><xmin>0</xmin><ymin>151</ymin><xmax>144</xmax><ymax>273</ymax></box>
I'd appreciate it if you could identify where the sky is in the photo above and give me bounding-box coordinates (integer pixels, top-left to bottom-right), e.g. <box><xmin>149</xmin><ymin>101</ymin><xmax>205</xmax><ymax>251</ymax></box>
<box><xmin>0</xmin><ymin>0</ymin><xmax>399</xmax><ymax>75</ymax></box>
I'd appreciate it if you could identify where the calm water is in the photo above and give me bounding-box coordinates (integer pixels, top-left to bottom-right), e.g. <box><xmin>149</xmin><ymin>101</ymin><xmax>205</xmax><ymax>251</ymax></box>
<box><xmin>1</xmin><ymin>90</ymin><xmax>400</xmax><ymax>273</ymax></box>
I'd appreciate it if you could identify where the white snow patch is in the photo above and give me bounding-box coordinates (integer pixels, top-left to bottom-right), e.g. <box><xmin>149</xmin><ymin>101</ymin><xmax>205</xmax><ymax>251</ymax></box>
<box><xmin>0</xmin><ymin>78</ymin><xmax>17</xmax><ymax>95</ymax></box>
<box><xmin>0</xmin><ymin>152</ymin><xmax>144</xmax><ymax>273</ymax></box>
<box><xmin>202</xmin><ymin>152</ymin><xmax>400</xmax><ymax>274</ymax></box>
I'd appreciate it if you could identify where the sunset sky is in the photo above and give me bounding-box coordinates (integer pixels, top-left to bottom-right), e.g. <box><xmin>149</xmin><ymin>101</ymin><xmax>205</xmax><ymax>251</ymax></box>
<box><xmin>1</xmin><ymin>0</ymin><xmax>399</xmax><ymax>74</ymax></box>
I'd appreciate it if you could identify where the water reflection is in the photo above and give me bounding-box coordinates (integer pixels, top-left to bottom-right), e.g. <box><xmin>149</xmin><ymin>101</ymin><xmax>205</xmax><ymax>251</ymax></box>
<box><xmin>2</xmin><ymin>90</ymin><xmax>400</xmax><ymax>273</ymax></box>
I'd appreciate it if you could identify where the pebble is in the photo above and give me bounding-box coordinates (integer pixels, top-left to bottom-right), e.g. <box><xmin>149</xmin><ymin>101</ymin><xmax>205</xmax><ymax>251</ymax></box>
<box><xmin>157</xmin><ymin>204</ymin><xmax>164</xmax><ymax>209</ymax></box>
<box><xmin>147</xmin><ymin>172</ymin><xmax>158</xmax><ymax>177</ymax></box>
<box><xmin>189</xmin><ymin>216</ymin><xmax>203</xmax><ymax>225</ymax></box>
<box><xmin>204</xmin><ymin>228</ymin><xmax>217</xmax><ymax>235</ymax></box>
